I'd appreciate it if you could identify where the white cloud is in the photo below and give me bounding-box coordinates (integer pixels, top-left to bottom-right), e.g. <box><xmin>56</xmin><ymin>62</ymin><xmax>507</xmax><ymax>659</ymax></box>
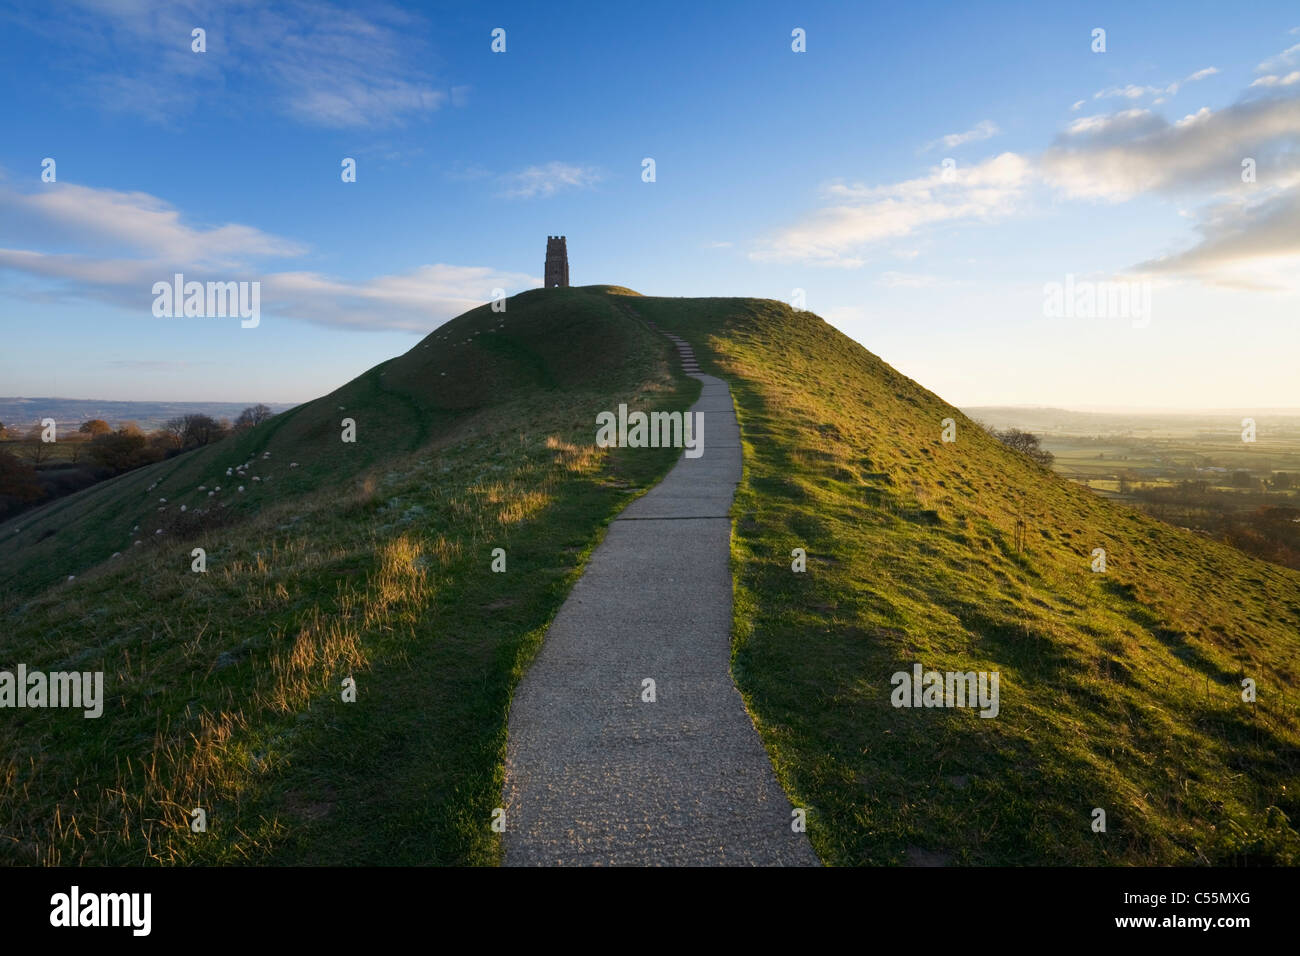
<box><xmin>3</xmin><ymin>185</ymin><xmax>305</xmax><ymax>266</ymax></box>
<box><xmin>1089</xmin><ymin>67</ymin><xmax>1218</xmax><ymax>104</ymax></box>
<box><xmin>924</xmin><ymin>120</ymin><xmax>999</xmax><ymax>151</ymax></box>
<box><xmin>1257</xmin><ymin>42</ymin><xmax>1300</xmax><ymax>73</ymax></box>
<box><xmin>749</xmin><ymin>153</ymin><xmax>1031</xmax><ymax>267</ymax></box>
<box><xmin>1046</xmin><ymin>85</ymin><xmax>1300</xmax><ymax>290</ymax></box>
<box><xmin>751</xmin><ymin>64</ymin><xmax>1300</xmax><ymax>289</ymax></box>
<box><xmin>1041</xmin><ymin>93</ymin><xmax>1300</xmax><ymax>201</ymax></box>
<box><xmin>260</xmin><ymin>265</ymin><xmax>541</xmax><ymax>331</ymax></box>
<box><xmin>1250</xmin><ymin>72</ymin><xmax>1300</xmax><ymax>87</ymax></box>
<box><xmin>1095</xmin><ymin>84</ymin><xmax>1166</xmax><ymax>101</ymax></box>
<box><xmin>1133</xmin><ymin>189</ymin><xmax>1300</xmax><ymax>291</ymax></box>
<box><xmin>0</xmin><ymin>184</ymin><xmax>537</xmax><ymax>330</ymax></box>
<box><xmin>497</xmin><ymin>162</ymin><xmax>603</xmax><ymax>199</ymax></box>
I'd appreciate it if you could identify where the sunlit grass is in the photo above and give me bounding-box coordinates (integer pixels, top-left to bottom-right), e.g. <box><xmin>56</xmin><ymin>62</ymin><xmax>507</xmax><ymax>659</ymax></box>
<box><xmin>626</xmin><ymin>294</ymin><xmax>1300</xmax><ymax>866</ymax></box>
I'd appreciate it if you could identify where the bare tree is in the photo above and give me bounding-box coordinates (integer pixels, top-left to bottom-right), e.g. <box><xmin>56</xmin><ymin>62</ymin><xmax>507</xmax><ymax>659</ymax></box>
<box><xmin>183</xmin><ymin>414</ymin><xmax>228</xmax><ymax>447</ymax></box>
<box><xmin>20</xmin><ymin>424</ymin><xmax>55</xmax><ymax>465</ymax></box>
<box><xmin>986</xmin><ymin>426</ymin><xmax>1055</xmax><ymax>468</ymax></box>
<box><xmin>162</xmin><ymin>417</ymin><xmax>187</xmax><ymax>448</ymax></box>
<box><xmin>235</xmin><ymin>403</ymin><xmax>274</xmax><ymax>430</ymax></box>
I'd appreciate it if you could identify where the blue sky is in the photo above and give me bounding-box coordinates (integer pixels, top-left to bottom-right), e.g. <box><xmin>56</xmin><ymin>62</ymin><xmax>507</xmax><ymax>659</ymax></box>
<box><xmin>1</xmin><ymin>1</ymin><xmax>1297</xmax><ymax>409</ymax></box>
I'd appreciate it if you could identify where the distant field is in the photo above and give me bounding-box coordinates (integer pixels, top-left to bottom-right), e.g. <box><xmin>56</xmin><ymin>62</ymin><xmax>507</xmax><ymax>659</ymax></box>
<box><xmin>0</xmin><ymin>398</ymin><xmax>297</xmax><ymax>435</ymax></box>
<box><xmin>966</xmin><ymin>407</ymin><xmax>1300</xmax><ymax>497</ymax></box>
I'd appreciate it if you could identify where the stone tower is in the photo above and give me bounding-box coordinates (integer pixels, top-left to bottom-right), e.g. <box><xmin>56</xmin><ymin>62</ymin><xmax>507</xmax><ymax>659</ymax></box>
<box><xmin>544</xmin><ymin>235</ymin><xmax>569</xmax><ymax>288</ymax></box>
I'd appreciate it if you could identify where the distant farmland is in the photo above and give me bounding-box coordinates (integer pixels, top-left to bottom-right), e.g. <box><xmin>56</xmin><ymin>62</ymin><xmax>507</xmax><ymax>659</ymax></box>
<box><xmin>0</xmin><ymin>397</ymin><xmax>298</xmax><ymax>434</ymax></box>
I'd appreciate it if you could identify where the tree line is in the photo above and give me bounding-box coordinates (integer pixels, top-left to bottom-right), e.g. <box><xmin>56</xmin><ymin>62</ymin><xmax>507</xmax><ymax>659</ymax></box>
<box><xmin>0</xmin><ymin>404</ymin><xmax>274</xmax><ymax>520</ymax></box>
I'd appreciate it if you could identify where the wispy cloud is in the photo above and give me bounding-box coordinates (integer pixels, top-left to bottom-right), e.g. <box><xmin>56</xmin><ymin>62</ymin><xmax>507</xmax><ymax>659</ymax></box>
<box><xmin>496</xmin><ymin>162</ymin><xmax>603</xmax><ymax>199</ymax></box>
<box><xmin>1258</xmin><ymin>42</ymin><xmax>1300</xmax><ymax>73</ymax></box>
<box><xmin>0</xmin><ymin>184</ymin><xmax>538</xmax><ymax>330</ymax></box>
<box><xmin>923</xmin><ymin>120</ymin><xmax>999</xmax><ymax>151</ymax></box>
<box><xmin>260</xmin><ymin>265</ymin><xmax>540</xmax><ymax>331</ymax></box>
<box><xmin>1134</xmin><ymin>189</ymin><xmax>1300</xmax><ymax>290</ymax></box>
<box><xmin>1250</xmin><ymin>72</ymin><xmax>1300</xmax><ymax>87</ymax></box>
<box><xmin>1043</xmin><ymin>85</ymin><xmax>1300</xmax><ymax>290</ymax></box>
<box><xmin>749</xmin><ymin>153</ymin><xmax>1031</xmax><ymax>267</ymax></box>
<box><xmin>750</xmin><ymin>60</ymin><xmax>1300</xmax><ymax>291</ymax></box>
<box><xmin>10</xmin><ymin>0</ymin><xmax>453</xmax><ymax>127</ymax></box>
<box><xmin>1041</xmin><ymin>93</ymin><xmax>1300</xmax><ymax>201</ymax></box>
<box><xmin>3</xmin><ymin>184</ymin><xmax>305</xmax><ymax>266</ymax></box>
<box><xmin>1089</xmin><ymin>66</ymin><xmax>1219</xmax><ymax>105</ymax></box>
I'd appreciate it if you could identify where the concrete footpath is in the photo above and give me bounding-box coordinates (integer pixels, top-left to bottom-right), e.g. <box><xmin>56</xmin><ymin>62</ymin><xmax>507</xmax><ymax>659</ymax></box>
<box><xmin>502</xmin><ymin>334</ymin><xmax>819</xmax><ymax>866</ymax></box>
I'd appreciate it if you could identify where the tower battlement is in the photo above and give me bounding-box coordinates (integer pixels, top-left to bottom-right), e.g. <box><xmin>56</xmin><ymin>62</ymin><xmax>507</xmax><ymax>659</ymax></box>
<box><xmin>544</xmin><ymin>236</ymin><xmax>569</xmax><ymax>288</ymax></box>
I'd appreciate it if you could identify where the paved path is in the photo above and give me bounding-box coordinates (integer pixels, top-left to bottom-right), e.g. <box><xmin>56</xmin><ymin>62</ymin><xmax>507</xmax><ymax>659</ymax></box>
<box><xmin>502</xmin><ymin>331</ymin><xmax>818</xmax><ymax>866</ymax></box>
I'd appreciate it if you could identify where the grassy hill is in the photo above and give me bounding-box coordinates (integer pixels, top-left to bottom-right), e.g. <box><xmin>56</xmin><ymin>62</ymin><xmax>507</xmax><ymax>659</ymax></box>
<box><xmin>3</xmin><ymin>286</ymin><xmax>1297</xmax><ymax>866</ymax></box>
<box><xmin>0</xmin><ymin>286</ymin><xmax>696</xmax><ymax>864</ymax></box>
<box><xmin>619</xmin><ymin>294</ymin><xmax>1300</xmax><ymax>866</ymax></box>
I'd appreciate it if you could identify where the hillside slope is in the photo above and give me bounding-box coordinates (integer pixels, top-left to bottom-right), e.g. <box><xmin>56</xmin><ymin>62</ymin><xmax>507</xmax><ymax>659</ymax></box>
<box><xmin>621</xmin><ymin>293</ymin><xmax>1300</xmax><ymax>866</ymax></box>
<box><xmin>0</xmin><ymin>286</ymin><xmax>696</xmax><ymax>864</ymax></box>
<box><xmin>4</xmin><ymin>287</ymin><xmax>1296</xmax><ymax>867</ymax></box>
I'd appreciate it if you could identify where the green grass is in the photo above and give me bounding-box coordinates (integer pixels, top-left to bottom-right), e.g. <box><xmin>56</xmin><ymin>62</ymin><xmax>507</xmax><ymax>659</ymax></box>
<box><xmin>620</xmin><ymin>293</ymin><xmax>1300</xmax><ymax>866</ymax></box>
<box><xmin>0</xmin><ymin>286</ymin><xmax>697</xmax><ymax>864</ymax></box>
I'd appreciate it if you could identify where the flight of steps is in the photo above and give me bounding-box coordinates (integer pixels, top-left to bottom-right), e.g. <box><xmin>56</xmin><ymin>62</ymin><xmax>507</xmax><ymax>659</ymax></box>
<box><xmin>645</xmin><ymin>320</ymin><xmax>701</xmax><ymax>375</ymax></box>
